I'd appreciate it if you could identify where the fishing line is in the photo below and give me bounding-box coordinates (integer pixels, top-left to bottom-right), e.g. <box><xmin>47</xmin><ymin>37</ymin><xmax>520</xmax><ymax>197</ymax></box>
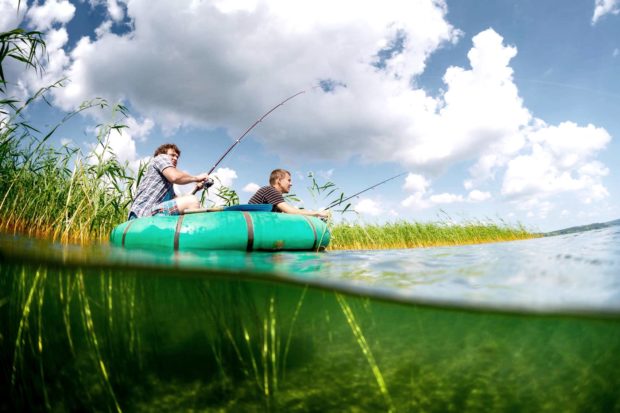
<box><xmin>193</xmin><ymin>89</ymin><xmax>307</xmax><ymax>194</ymax></box>
<box><xmin>325</xmin><ymin>172</ymin><xmax>408</xmax><ymax>211</ymax></box>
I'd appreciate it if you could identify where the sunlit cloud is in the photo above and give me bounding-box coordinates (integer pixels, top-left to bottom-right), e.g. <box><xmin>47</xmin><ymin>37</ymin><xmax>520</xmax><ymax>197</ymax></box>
<box><xmin>243</xmin><ymin>182</ymin><xmax>261</xmax><ymax>193</ymax></box>
<box><xmin>355</xmin><ymin>198</ymin><xmax>382</xmax><ymax>216</ymax></box>
<box><xmin>592</xmin><ymin>0</ymin><xmax>620</xmax><ymax>24</ymax></box>
<box><xmin>5</xmin><ymin>0</ymin><xmax>613</xmax><ymax>221</ymax></box>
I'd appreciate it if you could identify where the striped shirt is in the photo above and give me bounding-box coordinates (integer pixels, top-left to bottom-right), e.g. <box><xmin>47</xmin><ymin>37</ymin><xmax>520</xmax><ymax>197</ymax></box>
<box><xmin>248</xmin><ymin>186</ymin><xmax>285</xmax><ymax>212</ymax></box>
<box><xmin>129</xmin><ymin>155</ymin><xmax>175</xmax><ymax>218</ymax></box>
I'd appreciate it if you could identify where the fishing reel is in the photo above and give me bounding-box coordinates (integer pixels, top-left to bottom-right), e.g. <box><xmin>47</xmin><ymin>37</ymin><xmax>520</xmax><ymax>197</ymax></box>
<box><xmin>192</xmin><ymin>177</ymin><xmax>214</xmax><ymax>195</ymax></box>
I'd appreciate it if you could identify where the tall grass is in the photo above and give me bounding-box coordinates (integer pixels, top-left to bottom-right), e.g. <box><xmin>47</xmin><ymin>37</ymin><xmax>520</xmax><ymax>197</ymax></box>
<box><xmin>329</xmin><ymin>220</ymin><xmax>536</xmax><ymax>250</ymax></box>
<box><xmin>1</xmin><ymin>26</ymin><xmax>136</xmax><ymax>243</ymax></box>
<box><xmin>0</xmin><ymin>98</ymin><xmax>136</xmax><ymax>244</ymax></box>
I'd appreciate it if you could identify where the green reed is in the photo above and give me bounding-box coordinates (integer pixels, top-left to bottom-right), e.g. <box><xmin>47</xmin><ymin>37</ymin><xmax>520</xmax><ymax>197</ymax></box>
<box><xmin>1</xmin><ymin>26</ymin><xmax>138</xmax><ymax>244</ymax></box>
<box><xmin>329</xmin><ymin>220</ymin><xmax>536</xmax><ymax>250</ymax></box>
<box><xmin>0</xmin><ymin>108</ymin><xmax>137</xmax><ymax>243</ymax></box>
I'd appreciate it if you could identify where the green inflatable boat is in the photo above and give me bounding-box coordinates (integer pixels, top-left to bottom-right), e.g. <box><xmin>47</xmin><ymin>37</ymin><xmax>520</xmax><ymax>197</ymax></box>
<box><xmin>110</xmin><ymin>205</ymin><xmax>330</xmax><ymax>252</ymax></box>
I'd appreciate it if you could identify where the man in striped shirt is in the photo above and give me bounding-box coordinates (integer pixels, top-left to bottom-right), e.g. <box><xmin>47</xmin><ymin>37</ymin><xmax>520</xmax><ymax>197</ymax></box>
<box><xmin>128</xmin><ymin>143</ymin><xmax>210</xmax><ymax>220</ymax></box>
<box><xmin>249</xmin><ymin>169</ymin><xmax>329</xmax><ymax>218</ymax></box>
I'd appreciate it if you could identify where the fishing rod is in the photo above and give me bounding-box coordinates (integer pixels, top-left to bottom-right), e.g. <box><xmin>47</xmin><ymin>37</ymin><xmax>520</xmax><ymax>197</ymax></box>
<box><xmin>193</xmin><ymin>90</ymin><xmax>307</xmax><ymax>194</ymax></box>
<box><xmin>325</xmin><ymin>171</ymin><xmax>408</xmax><ymax>210</ymax></box>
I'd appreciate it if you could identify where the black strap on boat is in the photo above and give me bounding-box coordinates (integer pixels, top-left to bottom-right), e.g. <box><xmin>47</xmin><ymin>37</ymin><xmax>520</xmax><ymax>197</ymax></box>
<box><xmin>242</xmin><ymin>211</ymin><xmax>254</xmax><ymax>251</ymax></box>
<box><xmin>303</xmin><ymin>216</ymin><xmax>318</xmax><ymax>251</ymax></box>
<box><xmin>174</xmin><ymin>215</ymin><xmax>185</xmax><ymax>251</ymax></box>
<box><xmin>122</xmin><ymin>220</ymin><xmax>136</xmax><ymax>248</ymax></box>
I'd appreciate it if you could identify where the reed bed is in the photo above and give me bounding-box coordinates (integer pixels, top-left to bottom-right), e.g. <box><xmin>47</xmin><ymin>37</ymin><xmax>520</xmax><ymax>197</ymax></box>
<box><xmin>329</xmin><ymin>220</ymin><xmax>536</xmax><ymax>250</ymax></box>
<box><xmin>0</xmin><ymin>106</ymin><xmax>136</xmax><ymax>244</ymax></box>
<box><xmin>0</xmin><ymin>127</ymin><xmax>535</xmax><ymax>248</ymax></box>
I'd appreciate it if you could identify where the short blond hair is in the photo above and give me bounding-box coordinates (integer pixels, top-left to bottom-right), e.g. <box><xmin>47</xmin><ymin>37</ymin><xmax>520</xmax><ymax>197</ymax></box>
<box><xmin>269</xmin><ymin>169</ymin><xmax>291</xmax><ymax>186</ymax></box>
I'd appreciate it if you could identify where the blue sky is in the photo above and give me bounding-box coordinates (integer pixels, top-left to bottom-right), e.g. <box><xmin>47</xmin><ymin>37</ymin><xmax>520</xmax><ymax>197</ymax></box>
<box><xmin>2</xmin><ymin>0</ymin><xmax>619</xmax><ymax>232</ymax></box>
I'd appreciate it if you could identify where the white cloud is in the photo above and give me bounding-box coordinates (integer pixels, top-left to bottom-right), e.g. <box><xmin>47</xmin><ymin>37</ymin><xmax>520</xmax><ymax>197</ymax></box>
<box><xmin>0</xmin><ymin>0</ymin><xmax>26</xmax><ymax>31</ymax></box>
<box><xmin>401</xmin><ymin>192</ymin><xmax>431</xmax><ymax>210</ymax></box>
<box><xmin>401</xmin><ymin>190</ymin><xmax>467</xmax><ymax>209</ymax></box>
<box><xmin>11</xmin><ymin>26</ymin><xmax>72</xmax><ymax>98</ymax></box>
<box><xmin>212</xmin><ymin>167</ymin><xmax>237</xmax><ymax>187</ymax></box>
<box><xmin>93</xmin><ymin>125</ymin><xmax>136</xmax><ymax>164</ymax></box>
<box><xmin>354</xmin><ymin>198</ymin><xmax>382</xmax><ymax>216</ymax></box>
<box><xmin>26</xmin><ymin>0</ymin><xmax>75</xmax><ymax>31</ymax></box>
<box><xmin>87</xmin><ymin>0</ymin><xmax>126</xmax><ymax>21</ymax></box>
<box><xmin>90</xmin><ymin>115</ymin><xmax>153</xmax><ymax>171</ymax></box>
<box><xmin>403</xmin><ymin>173</ymin><xmax>430</xmax><ymax>193</ymax></box>
<box><xmin>6</xmin><ymin>1</ymin><xmax>612</xmax><ymax>220</ymax></box>
<box><xmin>592</xmin><ymin>0</ymin><xmax>620</xmax><ymax>24</ymax></box>
<box><xmin>429</xmin><ymin>193</ymin><xmax>463</xmax><ymax>204</ymax></box>
<box><xmin>192</xmin><ymin>166</ymin><xmax>238</xmax><ymax>206</ymax></box>
<box><xmin>44</xmin><ymin>0</ymin><xmax>460</xmax><ymax>159</ymax></box>
<box><xmin>95</xmin><ymin>20</ymin><xmax>114</xmax><ymax>38</ymax></box>
<box><xmin>243</xmin><ymin>182</ymin><xmax>261</xmax><ymax>193</ymax></box>
<box><xmin>468</xmin><ymin>190</ymin><xmax>491</xmax><ymax>202</ymax></box>
<box><xmin>175</xmin><ymin>166</ymin><xmax>238</xmax><ymax>200</ymax></box>
<box><xmin>519</xmin><ymin>198</ymin><xmax>554</xmax><ymax>219</ymax></box>
<box><xmin>107</xmin><ymin>0</ymin><xmax>125</xmax><ymax>21</ymax></box>
<box><xmin>502</xmin><ymin>121</ymin><xmax>610</xmax><ymax>206</ymax></box>
<box><xmin>125</xmin><ymin>116</ymin><xmax>154</xmax><ymax>142</ymax></box>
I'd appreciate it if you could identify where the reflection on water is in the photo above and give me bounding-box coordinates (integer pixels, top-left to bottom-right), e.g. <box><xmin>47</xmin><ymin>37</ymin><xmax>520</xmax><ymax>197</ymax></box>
<box><xmin>1</xmin><ymin>224</ymin><xmax>619</xmax><ymax>411</ymax></box>
<box><xmin>3</xmin><ymin>223</ymin><xmax>619</xmax><ymax>315</ymax></box>
<box><xmin>314</xmin><ymin>225</ymin><xmax>620</xmax><ymax>314</ymax></box>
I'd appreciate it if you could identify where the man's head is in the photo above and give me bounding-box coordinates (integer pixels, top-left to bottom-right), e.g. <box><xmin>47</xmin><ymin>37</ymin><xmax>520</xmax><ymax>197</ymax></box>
<box><xmin>270</xmin><ymin>169</ymin><xmax>292</xmax><ymax>194</ymax></box>
<box><xmin>154</xmin><ymin>143</ymin><xmax>180</xmax><ymax>167</ymax></box>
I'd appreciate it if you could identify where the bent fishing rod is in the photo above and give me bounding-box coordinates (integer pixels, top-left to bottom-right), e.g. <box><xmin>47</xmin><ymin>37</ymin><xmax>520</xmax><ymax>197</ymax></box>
<box><xmin>324</xmin><ymin>171</ymin><xmax>408</xmax><ymax>210</ymax></box>
<box><xmin>193</xmin><ymin>90</ymin><xmax>307</xmax><ymax>194</ymax></box>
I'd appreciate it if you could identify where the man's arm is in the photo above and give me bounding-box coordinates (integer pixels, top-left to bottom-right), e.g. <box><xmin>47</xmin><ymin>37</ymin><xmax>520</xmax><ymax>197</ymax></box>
<box><xmin>276</xmin><ymin>202</ymin><xmax>329</xmax><ymax>218</ymax></box>
<box><xmin>162</xmin><ymin>167</ymin><xmax>209</xmax><ymax>185</ymax></box>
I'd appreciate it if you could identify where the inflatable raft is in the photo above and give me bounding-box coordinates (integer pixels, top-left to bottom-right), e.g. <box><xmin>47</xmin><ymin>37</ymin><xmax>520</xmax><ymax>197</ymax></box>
<box><xmin>110</xmin><ymin>206</ymin><xmax>330</xmax><ymax>252</ymax></box>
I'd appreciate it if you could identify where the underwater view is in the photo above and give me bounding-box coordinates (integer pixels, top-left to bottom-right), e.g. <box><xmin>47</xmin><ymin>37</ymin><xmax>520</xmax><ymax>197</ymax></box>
<box><xmin>2</xmin><ymin>223</ymin><xmax>619</xmax><ymax>412</ymax></box>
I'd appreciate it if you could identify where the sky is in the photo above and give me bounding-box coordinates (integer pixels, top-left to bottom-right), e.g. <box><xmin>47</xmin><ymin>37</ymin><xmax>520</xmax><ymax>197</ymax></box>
<box><xmin>1</xmin><ymin>0</ymin><xmax>619</xmax><ymax>232</ymax></box>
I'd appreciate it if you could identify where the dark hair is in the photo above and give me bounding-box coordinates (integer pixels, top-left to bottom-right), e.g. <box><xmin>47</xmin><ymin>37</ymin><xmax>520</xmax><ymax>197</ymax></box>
<box><xmin>269</xmin><ymin>169</ymin><xmax>291</xmax><ymax>186</ymax></box>
<box><xmin>154</xmin><ymin>143</ymin><xmax>181</xmax><ymax>157</ymax></box>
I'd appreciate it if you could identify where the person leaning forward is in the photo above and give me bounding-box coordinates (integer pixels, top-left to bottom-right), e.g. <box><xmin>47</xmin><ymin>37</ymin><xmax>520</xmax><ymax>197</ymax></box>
<box><xmin>248</xmin><ymin>169</ymin><xmax>329</xmax><ymax>218</ymax></box>
<box><xmin>128</xmin><ymin>143</ymin><xmax>210</xmax><ymax>220</ymax></box>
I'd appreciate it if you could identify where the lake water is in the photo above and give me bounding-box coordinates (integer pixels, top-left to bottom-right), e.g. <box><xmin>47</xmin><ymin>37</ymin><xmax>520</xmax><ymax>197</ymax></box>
<box><xmin>1</xmin><ymin>223</ymin><xmax>619</xmax><ymax>412</ymax></box>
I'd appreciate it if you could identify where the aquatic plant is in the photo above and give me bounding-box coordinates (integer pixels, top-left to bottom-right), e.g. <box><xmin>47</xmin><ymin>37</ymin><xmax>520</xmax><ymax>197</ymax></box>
<box><xmin>0</xmin><ymin>25</ymin><xmax>136</xmax><ymax>243</ymax></box>
<box><xmin>0</xmin><ymin>27</ymin><xmax>45</xmax><ymax>95</ymax></box>
<box><xmin>2</xmin><ymin>258</ymin><xmax>619</xmax><ymax>412</ymax></box>
<box><xmin>0</xmin><ymin>100</ymin><xmax>136</xmax><ymax>243</ymax></box>
<box><xmin>329</xmin><ymin>219</ymin><xmax>536</xmax><ymax>250</ymax></box>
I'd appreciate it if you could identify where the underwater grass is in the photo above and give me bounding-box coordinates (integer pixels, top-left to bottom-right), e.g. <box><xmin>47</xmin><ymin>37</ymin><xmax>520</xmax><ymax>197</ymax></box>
<box><xmin>2</xmin><ymin>260</ymin><xmax>620</xmax><ymax>412</ymax></box>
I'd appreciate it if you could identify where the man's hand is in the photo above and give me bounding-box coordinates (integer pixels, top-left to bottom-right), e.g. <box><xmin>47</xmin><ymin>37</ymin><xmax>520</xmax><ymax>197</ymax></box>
<box><xmin>316</xmin><ymin>209</ymin><xmax>331</xmax><ymax>221</ymax></box>
<box><xmin>193</xmin><ymin>174</ymin><xmax>212</xmax><ymax>192</ymax></box>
